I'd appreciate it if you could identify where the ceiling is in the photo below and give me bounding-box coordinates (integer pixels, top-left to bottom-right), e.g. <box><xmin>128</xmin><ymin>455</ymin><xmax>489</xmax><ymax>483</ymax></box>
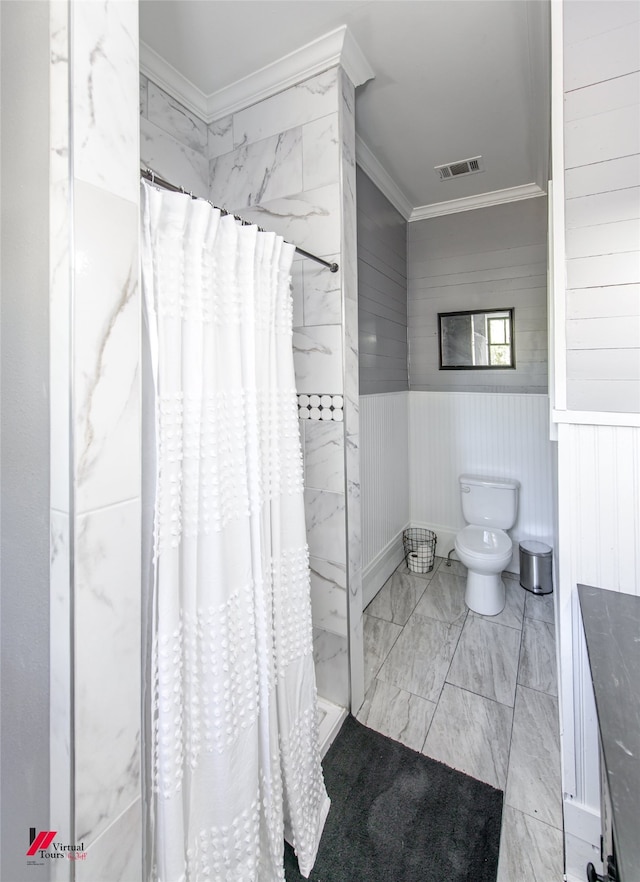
<box><xmin>139</xmin><ymin>0</ymin><xmax>551</xmax><ymax>217</ymax></box>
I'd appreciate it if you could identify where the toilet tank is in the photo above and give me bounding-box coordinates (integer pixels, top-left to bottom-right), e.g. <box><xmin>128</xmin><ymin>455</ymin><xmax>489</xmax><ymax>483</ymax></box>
<box><xmin>459</xmin><ymin>475</ymin><xmax>520</xmax><ymax>530</ymax></box>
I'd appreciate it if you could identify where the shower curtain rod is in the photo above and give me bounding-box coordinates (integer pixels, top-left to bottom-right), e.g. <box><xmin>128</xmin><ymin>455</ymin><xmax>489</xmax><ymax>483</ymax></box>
<box><xmin>140</xmin><ymin>166</ymin><xmax>339</xmax><ymax>273</ymax></box>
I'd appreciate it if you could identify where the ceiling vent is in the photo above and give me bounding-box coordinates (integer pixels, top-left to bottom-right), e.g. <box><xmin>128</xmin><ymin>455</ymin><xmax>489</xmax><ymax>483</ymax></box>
<box><xmin>435</xmin><ymin>156</ymin><xmax>485</xmax><ymax>181</ymax></box>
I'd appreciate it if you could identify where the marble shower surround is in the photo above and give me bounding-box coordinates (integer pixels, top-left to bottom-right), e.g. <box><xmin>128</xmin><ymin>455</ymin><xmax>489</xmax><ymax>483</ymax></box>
<box><xmin>140</xmin><ymin>74</ymin><xmax>209</xmax><ymax>199</ymax></box>
<box><xmin>51</xmin><ymin>2</ymin><xmax>142</xmax><ymax>880</ymax></box>
<box><xmin>201</xmin><ymin>65</ymin><xmax>362</xmax><ymax>710</ymax></box>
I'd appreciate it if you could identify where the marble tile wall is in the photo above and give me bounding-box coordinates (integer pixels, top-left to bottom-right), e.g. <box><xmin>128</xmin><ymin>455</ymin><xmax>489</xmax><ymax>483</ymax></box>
<box><xmin>139</xmin><ymin>74</ymin><xmax>209</xmax><ymax>199</ymax></box>
<box><xmin>49</xmin><ymin>4</ymin><xmax>72</xmax><ymax>877</ymax></box>
<box><xmin>206</xmin><ymin>66</ymin><xmax>358</xmax><ymax>709</ymax></box>
<box><xmin>139</xmin><ymin>65</ymin><xmax>363</xmax><ymax>709</ymax></box>
<box><xmin>50</xmin><ymin>2</ymin><xmax>142</xmax><ymax>880</ymax></box>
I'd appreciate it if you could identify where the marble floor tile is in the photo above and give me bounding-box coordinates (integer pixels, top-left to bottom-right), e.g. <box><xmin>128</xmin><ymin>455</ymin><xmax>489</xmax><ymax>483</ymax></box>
<box><xmin>377</xmin><ymin>613</ymin><xmax>462</xmax><ymax>703</ymax></box>
<box><xmin>365</xmin><ymin>569</ymin><xmax>429</xmax><ymax>626</ymax></box>
<box><xmin>497</xmin><ymin>806</ymin><xmax>564</xmax><ymax>882</ymax></box>
<box><xmin>469</xmin><ymin>575</ymin><xmax>525</xmax><ymax>631</ymax></box>
<box><xmin>357</xmin><ymin>677</ymin><xmax>436</xmax><ymax>753</ymax></box>
<box><xmin>363</xmin><ymin>613</ymin><xmax>403</xmax><ymax>693</ymax></box>
<box><xmin>436</xmin><ymin>557</ymin><xmax>467</xmax><ymax>578</ymax></box>
<box><xmin>525</xmin><ymin>590</ymin><xmax>555</xmax><ymax>624</ymax></box>
<box><xmin>518</xmin><ymin>618</ymin><xmax>558</xmax><ymax>696</ymax></box>
<box><xmin>422</xmin><ymin>683</ymin><xmax>513</xmax><ymax>790</ymax></box>
<box><xmin>413</xmin><ymin>569</ymin><xmax>468</xmax><ymax>627</ymax></box>
<box><xmin>447</xmin><ymin>615</ymin><xmax>521</xmax><ymax>707</ymax></box>
<box><xmin>506</xmin><ymin>685</ymin><xmax>563</xmax><ymax>829</ymax></box>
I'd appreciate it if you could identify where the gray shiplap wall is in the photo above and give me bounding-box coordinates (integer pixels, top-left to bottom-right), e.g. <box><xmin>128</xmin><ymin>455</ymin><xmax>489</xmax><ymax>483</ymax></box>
<box><xmin>408</xmin><ymin>199</ymin><xmax>548</xmax><ymax>393</ymax></box>
<box><xmin>563</xmin><ymin>1</ymin><xmax>640</xmax><ymax>413</ymax></box>
<box><xmin>357</xmin><ymin>168</ymin><xmax>408</xmax><ymax>394</ymax></box>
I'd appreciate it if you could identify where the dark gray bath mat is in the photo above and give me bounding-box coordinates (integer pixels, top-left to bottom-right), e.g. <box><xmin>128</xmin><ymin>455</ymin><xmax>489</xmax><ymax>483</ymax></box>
<box><xmin>284</xmin><ymin>715</ymin><xmax>503</xmax><ymax>882</ymax></box>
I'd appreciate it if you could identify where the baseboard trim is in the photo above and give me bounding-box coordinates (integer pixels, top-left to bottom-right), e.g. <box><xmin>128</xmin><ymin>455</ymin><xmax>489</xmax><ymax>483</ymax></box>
<box><xmin>409</xmin><ymin>521</ymin><xmax>457</xmax><ymax>561</ymax></box>
<box><xmin>564</xmin><ymin>798</ymin><xmax>602</xmax><ymax>882</ymax></box>
<box><xmin>362</xmin><ymin>529</ymin><xmax>408</xmax><ymax>608</ymax></box>
<box><xmin>564</xmin><ymin>799</ymin><xmax>600</xmax><ymax>844</ymax></box>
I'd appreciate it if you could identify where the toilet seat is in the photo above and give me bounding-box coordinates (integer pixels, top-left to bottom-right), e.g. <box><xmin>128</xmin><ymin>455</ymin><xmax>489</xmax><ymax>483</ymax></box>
<box><xmin>455</xmin><ymin>524</ymin><xmax>511</xmax><ymax>558</ymax></box>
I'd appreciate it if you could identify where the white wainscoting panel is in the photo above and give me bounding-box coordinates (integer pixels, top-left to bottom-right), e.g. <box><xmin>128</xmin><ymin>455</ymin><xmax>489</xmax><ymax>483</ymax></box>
<box><xmin>556</xmin><ymin>422</ymin><xmax>640</xmax><ymax>878</ymax></box>
<box><xmin>360</xmin><ymin>393</ymin><xmax>410</xmax><ymax>604</ymax></box>
<box><xmin>409</xmin><ymin>392</ymin><xmax>554</xmax><ymax>564</ymax></box>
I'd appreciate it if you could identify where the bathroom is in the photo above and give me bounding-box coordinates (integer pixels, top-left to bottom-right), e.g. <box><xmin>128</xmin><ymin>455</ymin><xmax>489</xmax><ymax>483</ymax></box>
<box><xmin>1</xmin><ymin>2</ymin><xmax>639</xmax><ymax>882</ymax></box>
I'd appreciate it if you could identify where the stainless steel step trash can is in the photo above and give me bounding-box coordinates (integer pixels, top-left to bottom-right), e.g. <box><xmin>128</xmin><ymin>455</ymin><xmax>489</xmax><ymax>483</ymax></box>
<box><xmin>519</xmin><ymin>541</ymin><xmax>553</xmax><ymax>595</ymax></box>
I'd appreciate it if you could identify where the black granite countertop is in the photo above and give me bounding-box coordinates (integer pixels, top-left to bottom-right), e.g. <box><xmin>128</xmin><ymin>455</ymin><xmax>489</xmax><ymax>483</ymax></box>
<box><xmin>578</xmin><ymin>584</ymin><xmax>640</xmax><ymax>882</ymax></box>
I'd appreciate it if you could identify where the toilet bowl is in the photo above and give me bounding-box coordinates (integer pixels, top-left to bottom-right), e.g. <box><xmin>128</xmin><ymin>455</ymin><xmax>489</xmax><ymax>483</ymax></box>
<box><xmin>455</xmin><ymin>475</ymin><xmax>519</xmax><ymax>616</ymax></box>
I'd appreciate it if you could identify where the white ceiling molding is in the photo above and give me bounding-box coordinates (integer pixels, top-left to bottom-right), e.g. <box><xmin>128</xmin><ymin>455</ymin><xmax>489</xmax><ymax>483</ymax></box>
<box><xmin>341</xmin><ymin>26</ymin><xmax>377</xmax><ymax>91</ymax></box>
<box><xmin>409</xmin><ymin>182</ymin><xmax>547</xmax><ymax>222</ymax></box>
<box><xmin>140</xmin><ymin>41</ymin><xmax>209</xmax><ymax>121</ymax></box>
<box><xmin>142</xmin><ymin>27</ymin><xmax>374</xmax><ymax>125</ymax></box>
<box><xmin>355</xmin><ymin>135</ymin><xmax>413</xmax><ymax>220</ymax></box>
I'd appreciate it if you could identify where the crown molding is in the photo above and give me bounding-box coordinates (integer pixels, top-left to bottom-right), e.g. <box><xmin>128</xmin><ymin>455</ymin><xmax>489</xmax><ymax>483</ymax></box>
<box><xmin>355</xmin><ymin>135</ymin><xmax>413</xmax><ymax>220</ymax></box>
<box><xmin>409</xmin><ymin>182</ymin><xmax>547</xmax><ymax>221</ymax></box>
<box><xmin>140</xmin><ymin>41</ymin><xmax>209</xmax><ymax>121</ymax></box>
<box><xmin>341</xmin><ymin>26</ymin><xmax>376</xmax><ymax>91</ymax></box>
<box><xmin>142</xmin><ymin>27</ymin><xmax>374</xmax><ymax>125</ymax></box>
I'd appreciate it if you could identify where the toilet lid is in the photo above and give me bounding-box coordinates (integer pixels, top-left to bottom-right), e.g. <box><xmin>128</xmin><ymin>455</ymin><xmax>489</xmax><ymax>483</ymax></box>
<box><xmin>457</xmin><ymin>525</ymin><xmax>512</xmax><ymax>557</ymax></box>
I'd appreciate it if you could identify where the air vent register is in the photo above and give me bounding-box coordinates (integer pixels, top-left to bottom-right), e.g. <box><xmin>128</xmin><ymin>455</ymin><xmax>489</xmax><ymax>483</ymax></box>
<box><xmin>435</xmin><ymin>155</ymin><xmax>485</xmax><ymax>181</ymax></box>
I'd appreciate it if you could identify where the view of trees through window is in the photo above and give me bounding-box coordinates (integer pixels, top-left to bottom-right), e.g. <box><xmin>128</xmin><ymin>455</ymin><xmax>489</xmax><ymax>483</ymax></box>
<box><xmin>439</xmin><ymin>308</ymin><xmax>514</xmax><ymax>369</ymax></box>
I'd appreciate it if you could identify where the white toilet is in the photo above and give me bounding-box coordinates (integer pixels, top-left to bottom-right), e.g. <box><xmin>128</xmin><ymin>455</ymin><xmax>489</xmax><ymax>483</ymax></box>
<box><xmin>454</xmin><ymin>475</ymin><xmax>520</xmax><ymax>616</ymax></box>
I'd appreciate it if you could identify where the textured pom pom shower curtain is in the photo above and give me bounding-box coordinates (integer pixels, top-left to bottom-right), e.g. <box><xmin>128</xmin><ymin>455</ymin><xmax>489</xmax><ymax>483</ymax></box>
<box><xmin>140</xmin><ymin>180</ymin><xmax>330</xmax><ymax>882</ymax></box>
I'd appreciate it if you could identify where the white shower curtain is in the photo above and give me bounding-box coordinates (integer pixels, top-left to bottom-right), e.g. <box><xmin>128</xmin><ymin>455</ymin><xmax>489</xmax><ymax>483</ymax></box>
<box><xmin>141</xmin><ymin>180</ymin><xmax>330</xmax><ymax>882</ymax></box>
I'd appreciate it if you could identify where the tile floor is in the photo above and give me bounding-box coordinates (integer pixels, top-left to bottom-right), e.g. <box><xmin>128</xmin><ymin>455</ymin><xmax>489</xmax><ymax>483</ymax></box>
<box><xmin>358</xmin><ymin>555</ymin><xmax>564</xmax><ymax>881</ymax></box>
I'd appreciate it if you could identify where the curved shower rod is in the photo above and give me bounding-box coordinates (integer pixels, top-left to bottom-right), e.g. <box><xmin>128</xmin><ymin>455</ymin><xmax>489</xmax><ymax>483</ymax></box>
<box><xmin>140</xmin><ymin>166</ymin><xmax>339</xmax><ymax>273</ymax></box>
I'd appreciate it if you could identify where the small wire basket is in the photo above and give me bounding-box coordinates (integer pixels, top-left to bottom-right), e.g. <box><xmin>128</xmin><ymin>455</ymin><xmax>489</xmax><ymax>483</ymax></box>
<box><xmin>403</xmin><ymin>528</ymin><xmax>437</xmax><ymax>574</ymax></box>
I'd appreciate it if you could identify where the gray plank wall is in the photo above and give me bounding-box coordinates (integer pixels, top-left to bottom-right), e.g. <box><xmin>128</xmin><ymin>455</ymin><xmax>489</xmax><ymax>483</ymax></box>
<box><xmin>408</xmin><ymin>198</ymin><xmax>548</xmax><ymax>392</ymax></box>
<box><xmin>357</xmin><ymin>167</ymin><xmax>408</xmax><ymax>394</ymax></box>
<box><xmin>563</xmin><ymin>1</ymin><xmax>640</xmax><ymax>413</ymax></box>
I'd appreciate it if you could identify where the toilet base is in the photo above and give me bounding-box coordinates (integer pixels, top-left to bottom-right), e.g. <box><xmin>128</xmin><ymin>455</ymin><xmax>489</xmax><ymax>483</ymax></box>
<box><xmin>464</xmin><ymin>570</ymin><xmax>506</xmax><ymax>616</ymax></box>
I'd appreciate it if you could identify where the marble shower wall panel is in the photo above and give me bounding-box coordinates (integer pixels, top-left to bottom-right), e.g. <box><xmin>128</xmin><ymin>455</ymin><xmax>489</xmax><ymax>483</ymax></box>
<box><xmin>72</xmin><ymin>0</ymin><xmax>139</xmax><ymax>204</ymax></box>
<box><xmin>140</xmin><ymin>117</ymin><xmax>209</xmax><ymax>200</ymax></box>
<box><xmin>205</xmin><ymin>64</ymin><xmax>354</xmax><ymax>710</ymax></box>
<box><xmin>147</xmin><ymin>80</ymin><xmax>208</xmax><ymax>154</ymax></box>
<box><xmin>303</xmin><ymin>114</ymin><xmax>340</xmax><ymax>192</ymax></box>
<box><xmin>231</xmin><ymin>68</ymin><xmax>339</xmax><ymax>147</ymax></box>
<box><xmin>304</xmin><ymin>488</ymin><xmax>347</xmax><ymax>563</ymax></box>
<box><xmin>302</xmin><ymin>254</ymin><xmax>341</xmax><ymax>326</ymax></box>
<box><xmin>139</xmin><ymin>74</ymin><xmax>209</xmax><ymax>200</ymax></box>
<box><xmin>139</xmin><ymin>74</ymin><xmax>148</xmax><ymax>117</ymax></box>
<box><xmin>208</xmin><ymin>114</ymin><xmax>234</xmax><ymax>159</ymax></box>
<box><xmin>313</xmin><ymin>629</ymin><xmax>350</xmax><ymax>707</ymax></box>
<box><xmin>76</xmin><ymin>798</ymin><xmax>142</xmax><ymax>882</ymax></box>
<box><xmin>303</xmin><ymin>420</ymin><xmax>345</xmax><ymax>492</ymax></box>
<box><xmin>50</xmin><ymin>511</ymin><xmax>71</xmax><ymax>880</ymax></box>
<box><xmin>49</xmin><ymin>6</ymin><xmax>72</xmax><ymax>876</ymax></box>
<box><xmin>73</xmin><ymin>181</ymin><xmax>140</xmax><ymax>515</ymax></box>
<box><xmin>340</xmin><ymin>71</ymin><xmax>364</xmax><ymax>712</ymax></box>
<box><xmin>50</xmin><ymin>0</ymin><xmax>71</xmax><ymax>515</ymax></box>
<box><xmin>209</xmin><ymin>128</ymin><xmax>303</xmax><ymax>209</ymax></box>
<box><xmin>74</xmin><ymin>501</ymin><xmax>141</xmax><ymax>845</ymax></box>
<box><xmin>69</xmin><ymin>1</ymin><xmax>141</xmax><ymax>876</ymax></box>
<box><xmin>233</xmin><ymin>182</ymin><xmax>342</xmax><ymax>257</ymax></box>
<box><xmin>49</xmin><ymin>5</ymin><xmax>72</xmax><ymax>877</ymax></box>
<box><xmin>293</xmin><ymin>325</ymin><xmax>344</xmax><ymax>393</ymax></box>
<box><xmin>309</xmin><ymin>557</ymin><xmax>348</xmax><ymax>638</ymax></box>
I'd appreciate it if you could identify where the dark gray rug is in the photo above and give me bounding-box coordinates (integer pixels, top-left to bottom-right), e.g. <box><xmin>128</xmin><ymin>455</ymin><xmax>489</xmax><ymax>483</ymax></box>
<box><xmin>284</xmin><ymin>716</ymin><xmax>503</xmax><ymax>882</ymax></box>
